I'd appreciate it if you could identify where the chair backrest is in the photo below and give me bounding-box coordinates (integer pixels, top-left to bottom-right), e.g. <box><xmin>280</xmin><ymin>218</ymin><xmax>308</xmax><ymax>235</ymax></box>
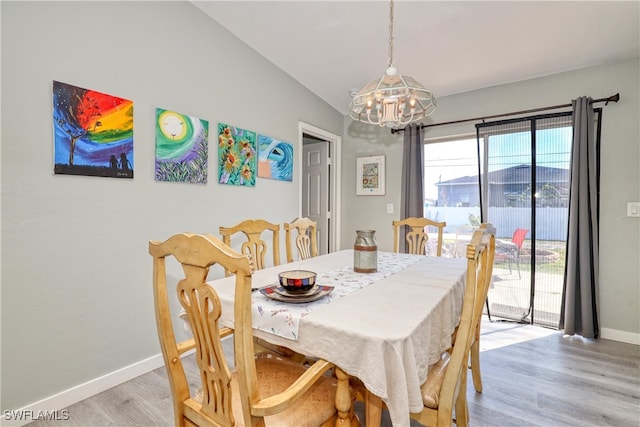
<box><xmin>512</xmin><ymin>228</ymin><xmax>529</xmax><ymax>250</ymax></box>
<box><xmin>284</xmin><ymin>217</ymin><xmax>318</xmax><ymax>263</ymax></box>
<box><xmin>219</xmin><ymin>219</ymin><xmax>280</xmax><ymax>276</ymax></box>
<box><xmin>435</xmin><ymin>225</ymin><xmax>494</xmax><ymax>425</ymax></box>
<box><xmin>150</xmin><ymin>233</ymin><xmax>254</xmax><ymax>426</ymax></box>
<box><xmin>392</xmin><ymin>217</ymin><xmax>447</xmax><ymax>256</ymax></box>
<box><xmin>471</xmin><ymin>223</ymin><xmax>496</xmax><ymax>341</ymax></box>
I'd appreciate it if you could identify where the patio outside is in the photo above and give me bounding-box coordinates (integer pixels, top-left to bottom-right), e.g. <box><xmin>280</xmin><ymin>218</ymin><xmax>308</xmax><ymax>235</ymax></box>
<box><xmin>432</xmin><ymin>234</ymin><xmax>564</xmax><ymax>328</ymax></box>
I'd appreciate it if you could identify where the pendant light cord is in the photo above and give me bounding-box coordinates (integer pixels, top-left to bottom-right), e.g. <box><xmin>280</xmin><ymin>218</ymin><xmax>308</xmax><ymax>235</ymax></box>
<box><xmin>388</xmin><ymin>0</ymin><xmax>394</xmax><ymax>68</ymax></box>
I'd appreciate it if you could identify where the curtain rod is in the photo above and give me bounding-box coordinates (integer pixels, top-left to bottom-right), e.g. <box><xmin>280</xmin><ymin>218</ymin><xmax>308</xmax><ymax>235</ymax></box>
<box><xmin>390</xmin><ymin>93</ymin><xmax>620</xmax><ymax>134</ymax></box>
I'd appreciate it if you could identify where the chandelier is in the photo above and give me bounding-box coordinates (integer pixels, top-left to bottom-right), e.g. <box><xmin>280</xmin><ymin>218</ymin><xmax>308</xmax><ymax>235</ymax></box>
<box><xmin>348</xmin><ymin>0</ymin><xmax>436</xmax><ymax>128</ymax></box>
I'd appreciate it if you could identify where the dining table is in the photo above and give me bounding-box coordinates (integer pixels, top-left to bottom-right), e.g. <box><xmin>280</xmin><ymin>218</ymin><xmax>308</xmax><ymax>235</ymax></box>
<box><xmin>198</xmin><ymin>249</ymin><xmax>468</xmax><ymax>427</ymax></box>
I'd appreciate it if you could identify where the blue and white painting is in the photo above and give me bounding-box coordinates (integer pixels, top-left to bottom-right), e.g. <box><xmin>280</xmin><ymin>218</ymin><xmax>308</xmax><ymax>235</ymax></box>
<box><xmin>257</xmin><ymin>135</ymin><xmax>293</xmax><ymax>182</ymax></box>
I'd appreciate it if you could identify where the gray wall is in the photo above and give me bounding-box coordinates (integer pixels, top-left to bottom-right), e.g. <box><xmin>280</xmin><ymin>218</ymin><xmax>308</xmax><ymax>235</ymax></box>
<box><xmin>1</xmin><ymin>1</ymin><xmax>342</xmax><ymax>411</ymax></box>
<box><xmin>341</xmin><ymin>58</ymin><xmax>640</xmax><ymax>340</ymax></box>
<box><xmin>3</xmin><ymin>0</ymin><xmax>638</xmax><ymax>414</ymax></box>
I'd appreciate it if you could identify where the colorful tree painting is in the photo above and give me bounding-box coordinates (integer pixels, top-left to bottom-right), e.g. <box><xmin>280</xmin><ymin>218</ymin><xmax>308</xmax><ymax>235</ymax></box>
<box><xmin>218</xmin><ymin>123</ymin><xmax>257</xmax><ymax>187</ymax></box>
<box><xmin>258</xmin><ymin>135</ymin><xmax>293</xmax><ymax>182</ymax></box>
<box><xmin>155</xmin><ymin>108</ymin><xmax>208</xmax><ymax>184</ymax></box>
<box><xmin>53</xmin><ymin>81</ymin><xmax>133</xmax><ymax>178</ymax></box>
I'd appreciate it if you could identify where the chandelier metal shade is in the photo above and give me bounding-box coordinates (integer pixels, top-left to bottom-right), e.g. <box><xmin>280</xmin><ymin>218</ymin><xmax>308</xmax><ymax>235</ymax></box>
<box><xmin>349</xmin><ymin>0</ymin><xmax>436</xmax><ymax>128</ymax></box>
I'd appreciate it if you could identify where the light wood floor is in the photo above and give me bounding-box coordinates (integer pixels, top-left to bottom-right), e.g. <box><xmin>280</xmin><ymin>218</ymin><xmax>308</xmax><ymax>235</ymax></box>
<box><xmin>26</xmin><ymin>320</ymin><xmax>640</xmax><ymax>427</ymax></box>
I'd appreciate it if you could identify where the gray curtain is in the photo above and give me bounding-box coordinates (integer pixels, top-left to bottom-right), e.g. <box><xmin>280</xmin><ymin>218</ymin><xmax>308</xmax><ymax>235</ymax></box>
<box><xmin>400</xmin><ymin>124</ymin><xmax>425</xmax><ymax>252</ymax></box>
<box><xmin>560</xmin><ymin>96</ymin><xmax>599</xmax><ymax>338</ymax></box>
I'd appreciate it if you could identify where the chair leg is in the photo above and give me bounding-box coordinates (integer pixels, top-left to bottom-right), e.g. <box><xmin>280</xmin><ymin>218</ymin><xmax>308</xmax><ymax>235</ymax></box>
<box><xmin>470</xmin><ymin>336</ymin><xmax>483</xmax><ymax>393</ymax></box>
<box><xmin>454</xmin><ymin>368</ymin><xmax>469</xmax><ymax>427</ymax></box>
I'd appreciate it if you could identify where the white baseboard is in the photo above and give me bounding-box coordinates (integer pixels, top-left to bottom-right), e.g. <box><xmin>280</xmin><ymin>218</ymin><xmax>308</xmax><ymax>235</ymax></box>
<box><xmin>600</xmin><ymin>327</ymin><xmax>640</xmax><ymax>345</ymax></box>
<box><xmin>2</xmin><ymin>352</ymin><xmax>167</xmax><ymax>427</ymax></box>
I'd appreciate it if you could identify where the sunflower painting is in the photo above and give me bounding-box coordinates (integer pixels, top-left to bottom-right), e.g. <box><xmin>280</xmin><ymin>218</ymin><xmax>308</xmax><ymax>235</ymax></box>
<box><xmin>218</xmin><ymin>123</ymin><xmax>257</xmax><ymax>186</ymax></box>
<box><xmin>155</xmin><ymin>108</ymin><xmax>208</xmax><ymax>184</ymax></box>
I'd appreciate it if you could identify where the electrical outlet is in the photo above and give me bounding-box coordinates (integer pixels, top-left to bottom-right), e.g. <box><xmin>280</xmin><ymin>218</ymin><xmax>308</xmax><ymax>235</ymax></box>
<box><xmin>628</xmin><ymin>202</ymin><xmax>640</xmax><ymax>218</ymax></box>
<box><xmin>386</xmin><ymin>203</ymin><xmax>394</xmax><ymax>214</ymax></box>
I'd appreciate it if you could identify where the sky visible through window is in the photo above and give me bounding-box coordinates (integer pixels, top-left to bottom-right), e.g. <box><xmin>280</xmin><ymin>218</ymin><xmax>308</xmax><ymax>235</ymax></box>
<box><xmin>424</xmin><ymin>127</ymin><xmax>572</xmax><ymax>203</ymax></box>
<box><xmin>424</xmin><ymin>138</ymin><xmax>477</xmax><ymax>203</ymax></box>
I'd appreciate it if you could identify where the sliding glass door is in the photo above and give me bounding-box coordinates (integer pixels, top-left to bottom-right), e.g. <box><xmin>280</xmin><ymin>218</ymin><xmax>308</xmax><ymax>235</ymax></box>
<box><xmin>424</xmin><ymin>109</ymin><xmax>602</xmax><ymax>328</ymax></box>
<box><xmin>477</xmin><ymin>112</ymin><xmax>573</xmax><ymax>327</ymax></box>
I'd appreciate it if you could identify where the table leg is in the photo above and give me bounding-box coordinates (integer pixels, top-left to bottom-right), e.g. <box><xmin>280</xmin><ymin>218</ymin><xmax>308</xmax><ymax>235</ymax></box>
<box><xmin>334</xmin><ymin>367</ymin><xmax>356</xmax><ymax>426</ymax></box>
<box><xmin>365</xmin><ymin>389</ymin><xmax>383</xmax><ymax>427</ymax></box>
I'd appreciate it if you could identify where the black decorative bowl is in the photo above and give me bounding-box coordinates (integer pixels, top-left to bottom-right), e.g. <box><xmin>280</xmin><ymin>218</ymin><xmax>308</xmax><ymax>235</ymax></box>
<box><xmin>278</xmin><ymin>270</ymin><xmax>317</xmax><ymax>293</ymax></box>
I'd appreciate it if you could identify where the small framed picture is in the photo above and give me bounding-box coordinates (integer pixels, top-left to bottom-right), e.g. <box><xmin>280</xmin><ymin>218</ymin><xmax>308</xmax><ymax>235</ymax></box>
<box><xmin>356</xmin><ymin>155</ymin><xmax>385</xmax><ymax>196</ymax></box>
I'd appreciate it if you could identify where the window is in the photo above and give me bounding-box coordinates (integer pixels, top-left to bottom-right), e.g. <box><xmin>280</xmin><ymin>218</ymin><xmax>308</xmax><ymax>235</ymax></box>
<box><xmin>424</xmin><ymin>137</ymin><xmax>480</xmax><ymax>228</ymax></box>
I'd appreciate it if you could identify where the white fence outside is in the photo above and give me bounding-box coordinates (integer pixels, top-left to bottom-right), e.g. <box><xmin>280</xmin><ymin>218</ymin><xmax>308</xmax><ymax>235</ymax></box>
<box><xmin>425</xmin><ymin>207</ymin><xmax>568</xmax><ymax>241</ymax></box>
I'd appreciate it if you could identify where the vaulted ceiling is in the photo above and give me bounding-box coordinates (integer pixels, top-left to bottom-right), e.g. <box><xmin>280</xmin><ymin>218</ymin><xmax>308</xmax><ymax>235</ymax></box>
<box><xmin>192</xmin><ymin>1</ymin><xmax>640</xmax><ymax>115</ymax></box>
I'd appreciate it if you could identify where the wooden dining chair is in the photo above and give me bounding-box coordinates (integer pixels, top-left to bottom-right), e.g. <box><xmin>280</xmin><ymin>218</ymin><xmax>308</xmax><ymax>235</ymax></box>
<box><xmin>408</xmin><ymin>225</ymin><xmax>494</xmax><ymax>427</ymax></box>
<box><xmin>452</xmin><ymin>225</ymin><xmax>477</xmax><ymax>258</ymax></box>
<box><xmin>284</xmin><ymin>217</ymin><xmax>318</xmax><ymax>263</ymax></box>
<box><xmin>392</xmin><ymin>217</ymin><xmax>447</xmax><ymax>256</ymax></box>
<box><xmin>150</xmin><ymin>232</ymin><xmax>355</xmax><ymax>427</ymax></box>
<box><xmin>469</xmin><ymin>223</ymin><xmax>496</xmax><ymax>394</ymax></box>
<box><xmin>220</xmin><ymin>220</ymin><xmax>309</xmax><ymax>362</ymax></box>
<box><xmin>219</xmin><ymin>219</ymin><xmax>280</xmax><ymax>277</ymax></box>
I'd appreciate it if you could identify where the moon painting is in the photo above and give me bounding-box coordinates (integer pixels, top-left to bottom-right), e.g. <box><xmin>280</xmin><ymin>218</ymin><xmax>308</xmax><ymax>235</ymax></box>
<box><xmin>155</xmin><ymin>108</ymin><xmax>209</xmax><ymax>184</ymax></box>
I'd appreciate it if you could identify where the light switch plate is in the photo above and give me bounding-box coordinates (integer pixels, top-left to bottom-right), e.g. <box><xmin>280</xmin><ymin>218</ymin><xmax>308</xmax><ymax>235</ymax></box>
<box><xmin>628</xmin><ymin>202</ymin><xmax>640</xmax><ymax>218</ymax></box>
<box><xmin>386</xmin><ymin>203</ymin><xmax>394</xmax><ymax>214</ymax></box>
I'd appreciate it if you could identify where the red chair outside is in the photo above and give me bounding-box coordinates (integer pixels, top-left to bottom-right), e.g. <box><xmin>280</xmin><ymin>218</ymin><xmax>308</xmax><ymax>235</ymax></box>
<box><xmin>497</xmin><ymin>228</ymin><xmax>529</xmax><ymax>278</ymax></box>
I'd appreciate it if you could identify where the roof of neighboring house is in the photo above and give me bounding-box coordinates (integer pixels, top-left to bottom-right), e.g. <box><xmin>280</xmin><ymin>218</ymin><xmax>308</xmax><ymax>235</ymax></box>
<box><xmin>436</xmin><ymin>164</ymin><xmax>570</xmax><ymax>186</ymax></box>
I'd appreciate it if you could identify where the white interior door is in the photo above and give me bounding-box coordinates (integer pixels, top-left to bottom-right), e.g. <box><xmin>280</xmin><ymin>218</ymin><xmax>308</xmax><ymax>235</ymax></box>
<box><xmin>299</xmin><ymin>122</ymin><xmax>341</xmax><ymax>253</ymax></box>
<box><xmin>302</xmin><ymin>139</ymin><xmax>329</xmax><ymax>255</ymax></box>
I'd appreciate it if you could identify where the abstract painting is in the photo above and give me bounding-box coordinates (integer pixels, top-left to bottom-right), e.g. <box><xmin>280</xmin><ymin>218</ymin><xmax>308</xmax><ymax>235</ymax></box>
<box><xmin>155</xmin><ymin>108</ymin><xmax>208</xmax><ymax>184</ymax></box>
<box><xmin>53</xmin><ymin>81</ymin><xmax>134</xmax><ymax>178</ymax></box>
<box><xmin>218</xmin><ymin>123</ymin><xmax>257</xmax><ymax>186</ymax></box>
<box><xmin>258</xmin><ymin>135</ymin><xmax>293</xmax><ymax>182</ymax></box>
